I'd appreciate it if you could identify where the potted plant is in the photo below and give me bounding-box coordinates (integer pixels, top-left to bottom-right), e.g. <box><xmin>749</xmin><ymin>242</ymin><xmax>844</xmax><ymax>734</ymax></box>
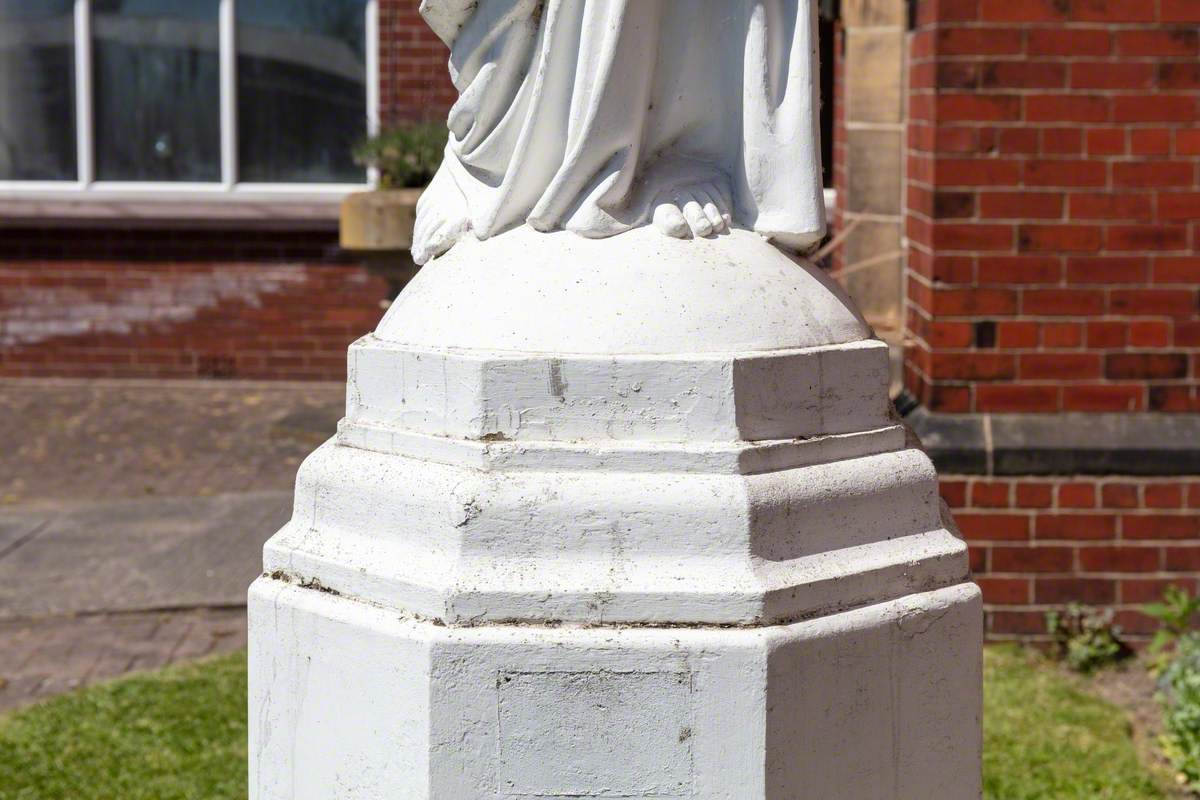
<box><xmin>340</xmin><ymin>122</ymin><xmax>446</xmax><ymax>252</ymax></box>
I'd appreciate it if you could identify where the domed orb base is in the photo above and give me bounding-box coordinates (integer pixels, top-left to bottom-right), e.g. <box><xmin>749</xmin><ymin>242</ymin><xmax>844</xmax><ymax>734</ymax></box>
<box><xmin>374</xmin><ymin>226</ymin><xmax>871</xmax><ymax>355</ymax></box>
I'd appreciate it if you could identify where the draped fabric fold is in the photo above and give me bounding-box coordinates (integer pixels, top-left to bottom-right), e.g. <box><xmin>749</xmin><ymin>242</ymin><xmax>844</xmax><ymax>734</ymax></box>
<box><xmin>413</xmin><ymin>0</ymin><xmax>824</xmax><ymax>264</ymax></box>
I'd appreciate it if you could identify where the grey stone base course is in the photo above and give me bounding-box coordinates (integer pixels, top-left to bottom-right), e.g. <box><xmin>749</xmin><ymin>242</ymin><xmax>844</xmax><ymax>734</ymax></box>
<box><xmin>903</xmin><ymin>401</ymin><xmax>1200</xmax><ymax>476</ymax></box>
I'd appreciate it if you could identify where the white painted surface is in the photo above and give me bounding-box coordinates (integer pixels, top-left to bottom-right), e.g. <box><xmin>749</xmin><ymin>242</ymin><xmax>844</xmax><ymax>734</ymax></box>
<box><xmin>381</xmin><ymin>227</ymin><xmax>868</xmax><ymax>357</ymax></box>
<box><xmin>345</xmin><ymin>336</ymin><xmax>892</xmax><ymax>445</ymax></box>
<box><xmin>250</xmin><ymin>580</ymin><xmax>982</xmax><ymax>799</ymax></box>
<box><xmin>334</xmin><ymin>420</ymin><xmax>908</xmax><ymax>475</ymax></box>
<box><xmin>496</xmin><ymin>669</ymin><xmax>694</xmax><ymax>796</ymax></box>
<box><xmin>263</xmin><ymin>441</ymin><xmax>968</xmax><ymax>626</ymax></box>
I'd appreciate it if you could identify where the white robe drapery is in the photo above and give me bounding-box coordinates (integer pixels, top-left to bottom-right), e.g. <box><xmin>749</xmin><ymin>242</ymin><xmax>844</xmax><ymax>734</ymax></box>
<box><xmin>414</xmin><ymin>0</ymin><xmax>825</xmax><ymax>262</ymax></box>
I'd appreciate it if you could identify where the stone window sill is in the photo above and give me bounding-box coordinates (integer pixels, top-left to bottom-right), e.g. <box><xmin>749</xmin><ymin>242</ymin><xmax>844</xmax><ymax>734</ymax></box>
<box><xmin>0</xmin><ymin>190</ymin><xmax>347</xmax><ymax>231</ymax></box>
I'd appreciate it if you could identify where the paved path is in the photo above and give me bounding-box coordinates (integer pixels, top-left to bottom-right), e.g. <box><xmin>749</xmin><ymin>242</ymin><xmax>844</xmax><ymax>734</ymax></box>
<box><xmin>0</xmin><ymin>379</ymin><xmax>344</xmax><ymax>711</ymax></box>
<box><xmin>0</xmin><ymin>609</ymin><xmax>248</xmax><ymax>710</ymax></box>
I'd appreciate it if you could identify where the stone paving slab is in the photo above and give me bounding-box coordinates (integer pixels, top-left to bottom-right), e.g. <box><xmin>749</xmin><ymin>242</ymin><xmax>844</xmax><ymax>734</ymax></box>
<box><xmin>0</xmin><ymin>378</ymin><xmax>343</xmax><ymax>505</ymax></box>
<box><xmin>0</xmin><ymin>515</ymin><xmax>47</xmax><ymax>559</ymax></box>
<box><xmin>0</xmin><ymin>379</ymin><xmax>341</xmax><ymax>712</ymax></box>
<box><xmin>0</xmin><ymin>609</ymin><xmax>248</xmax><ymax>712</ymax></box>
<box><xmin>0</xmin><ymin>491</ymin><xmax>291</xmax><ymax>619</ymax></box>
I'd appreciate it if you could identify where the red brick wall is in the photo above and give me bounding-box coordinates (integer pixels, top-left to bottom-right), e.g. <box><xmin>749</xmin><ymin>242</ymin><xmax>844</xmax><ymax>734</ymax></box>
<box><xmin>0</xmin><ymin>232</ymin><xmax>388</xmax><ymax>380</ymax></box>
<box><xmin>944</xmin><ymin>474</ymin><xmax>1200</xmax><ymax>639</ymax></box>
<box><xmin>900</xmin><ymin>0</ymin><xmax>1200</xmax><ymax>639</ymax></box>
<box><xmin>906</xmin><ymin>0</ymin><xmax>1200</xmax><ymax>414</ymax></box>
<box><xmin>0</xmin><ymin>2</ymin><xmax>452</xmax><ymax>382</ymax></box>
<box><xmin>378</xmin><ymin>0</ymin><xmax>456</xmax><ymax>125</ymax></box>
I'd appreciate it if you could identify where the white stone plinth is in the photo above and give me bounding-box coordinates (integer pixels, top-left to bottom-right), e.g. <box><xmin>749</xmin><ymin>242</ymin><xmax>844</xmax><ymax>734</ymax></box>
<box><xmin>249</xmin><ymin>228</ymin><xmax>981</xmax><ymax>799</ymax></box>
<box><xmin>250</xmin><ymin>580</ymin><xmax>980</xmax><ymax>799</ymax></box>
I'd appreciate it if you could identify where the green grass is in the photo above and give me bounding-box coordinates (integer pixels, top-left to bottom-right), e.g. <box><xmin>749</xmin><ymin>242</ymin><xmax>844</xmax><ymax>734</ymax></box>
<box><xmin>0</xmin><ymin>653</ymin><xmax>246</xmax><ymax>800</ymax></box>
<box><xmin>0</xmin><ymin>646</ymin><xmax>1175</xmax><ymax>799</ymax></box>
<box><xmin>984</xmin><ymin>645</ymin><xmax>1172</xmax><ymax>800</ymax></box>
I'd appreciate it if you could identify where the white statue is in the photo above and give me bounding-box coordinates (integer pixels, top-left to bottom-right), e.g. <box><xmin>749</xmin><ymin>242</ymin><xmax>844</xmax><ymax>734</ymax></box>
<box><xmin>252</xmin><ymin>4</ymin><xmax>983</xmax><ymax>796</ymax></box>
<box><xmin>413</xmin><ymin>0</ymin><xmax>826</xmax><ymax>265</ymax></box>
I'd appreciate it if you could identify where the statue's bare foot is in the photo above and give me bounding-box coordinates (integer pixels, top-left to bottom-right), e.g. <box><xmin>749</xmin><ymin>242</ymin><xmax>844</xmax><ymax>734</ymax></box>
<box><xmin>652</xmin><ymin>181</ymin><xmax>732</xmax><ymax>240</ymax></box>
<box><xmin>412</xmin><ymin>166</ymin><xmax>472</xmax><ymax>265</ymax></box>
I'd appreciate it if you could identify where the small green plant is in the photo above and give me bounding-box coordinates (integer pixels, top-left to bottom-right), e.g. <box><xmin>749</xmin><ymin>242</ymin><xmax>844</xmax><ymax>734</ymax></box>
<box><xmin>1158</xmin><ymin>632</ymin><xmax>1200</xmax><ymax>791</ymax></box>
<box><xmin>1144</xmin><ymin>585</ymin><xmax>1200</xmax><ymax>673</ymax></box>
<box><xmin>352</xmin><ymin>122</ymin><xmax>447</xmax><ymax>189</ymax></box>
<box><xmin>1045</xmin><ymin>603</ymin><xmax>1129</xmax><ymax>674</ymax></box>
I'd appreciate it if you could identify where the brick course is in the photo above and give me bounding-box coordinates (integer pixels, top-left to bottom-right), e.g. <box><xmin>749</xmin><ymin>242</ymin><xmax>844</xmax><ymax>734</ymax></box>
<box><xmin>906</xmin><ymin>0</ymin><xmax>1200</xmax><ymax>415</ymax></box>
<box><xmin>0</xmin><ymin>248</ymin><xmax>388</xmax><ymax>381</ymax></box>
<box><xmin>943</xmin><ymin>474</ymin><xmax>1200</xmax><ymax>639</ymax></box>
<box><xmin>886</xmin><ymin>0</ymin><xmax>1200</xmax><ymax>642</ymax></box>
<box><xmin>378</xmin><ymin>0</ymin><xmax>456</xmax><ymax>124</ymax></box>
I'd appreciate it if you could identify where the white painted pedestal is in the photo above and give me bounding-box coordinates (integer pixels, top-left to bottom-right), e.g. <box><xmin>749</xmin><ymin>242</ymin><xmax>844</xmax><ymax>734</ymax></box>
<box><xmin>249</xmin><ymin>228</ymin><xmax>982</xmax><ymax>799</ymax></box>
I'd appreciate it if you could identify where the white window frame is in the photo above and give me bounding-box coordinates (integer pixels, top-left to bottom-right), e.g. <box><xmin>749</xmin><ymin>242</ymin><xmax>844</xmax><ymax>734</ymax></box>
<box><xmin>0</xmin><ymin>0</ymin><xmax>379</xmax><ymax>202</ymax></box>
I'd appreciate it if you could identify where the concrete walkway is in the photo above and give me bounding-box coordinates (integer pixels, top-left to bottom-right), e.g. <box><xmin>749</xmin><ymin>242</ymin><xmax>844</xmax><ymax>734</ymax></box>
<box><xmin>0</xmin><ymin>379</ymin><xmax>344</xmax><ymax>711</ymax></box>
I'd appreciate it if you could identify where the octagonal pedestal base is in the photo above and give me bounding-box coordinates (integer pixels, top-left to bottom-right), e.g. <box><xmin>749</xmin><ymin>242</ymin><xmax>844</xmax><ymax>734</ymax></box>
<box><xmin>250</xmin><ymin>226</ymin><xmax>981</xmax><ymax>797</ymax></box>
<box><xmin>249</xmin><ymin>579</ymin><xmax>981</xmax><ymax>800</ymax></box>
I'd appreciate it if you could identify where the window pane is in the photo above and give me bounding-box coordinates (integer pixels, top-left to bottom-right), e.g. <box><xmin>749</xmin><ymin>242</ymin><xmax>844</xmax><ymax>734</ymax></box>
<box><xmin>237</xmin><ymin>0</ymin><xmax>367</xmax><ymax>183</ymax></box>
<box><xmin>0</xmin><ymin>1</ymin><xmax>76</xmax><ymax>180</ymax></box>
<box><xmin>93</xmin><ymin>0</ymin><xmax>221</xmax><ymax>182</ymax></box>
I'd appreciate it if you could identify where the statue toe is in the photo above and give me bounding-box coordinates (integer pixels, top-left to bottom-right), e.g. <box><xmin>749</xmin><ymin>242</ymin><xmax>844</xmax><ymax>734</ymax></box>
<box><xmin>682</xmin><ymin>200</ymin><xmax>714</xmax><ymax>237</ymax></box>
<box><xmin>653</xmin><ymin>203</ymin><xmax>691</xmax><ymax>239</ymax></box>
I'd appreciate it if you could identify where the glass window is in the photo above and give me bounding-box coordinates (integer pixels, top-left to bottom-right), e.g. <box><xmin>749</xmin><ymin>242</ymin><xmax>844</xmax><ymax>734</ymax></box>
<box><xmin>237</xmin><ymin>0</ymin><xmax>367</xmax><ymax>183</ymax></box>
<box><xmin>92</xmin><ymin>0</ymin><xmax>221</xmax><ymax>181</ymax></box>
<box><xmin>2</xmin><ymin>0</ymin><xmax>373</xmax><ymax>189</ymax></box>
<box><xmin>0</xmin><ymin>0</ymin><xmax>77</xmax><ymax>180</ymax></box>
